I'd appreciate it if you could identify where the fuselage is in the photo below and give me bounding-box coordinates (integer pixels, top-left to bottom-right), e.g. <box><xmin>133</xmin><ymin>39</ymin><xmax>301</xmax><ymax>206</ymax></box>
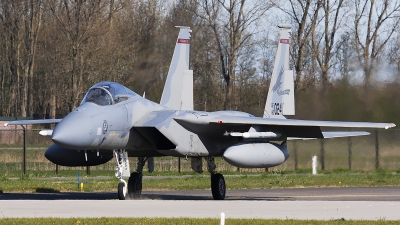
<box><xmin>51</xmin><ymin>82</ymin><xmax>258</xmax><ymax>157</ymax></box>
<box><xmin>45</xmin><ymin>81</ymin><xmax>290</xmax><ymax>168</ymax></box>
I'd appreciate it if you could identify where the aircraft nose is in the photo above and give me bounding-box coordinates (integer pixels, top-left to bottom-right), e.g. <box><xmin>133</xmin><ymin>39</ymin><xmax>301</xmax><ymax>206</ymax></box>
<box><xmin>52</xmin><ymin>111</ymin><xmax>94</xmax><ymax>149</ymax></box>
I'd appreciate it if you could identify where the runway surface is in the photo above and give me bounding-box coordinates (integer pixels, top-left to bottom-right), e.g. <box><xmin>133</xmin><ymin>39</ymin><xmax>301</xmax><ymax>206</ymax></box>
<box><xmin>1</xmin><ymin>187</ymin><xmax>400</xmax><ymax>220</ymax></box>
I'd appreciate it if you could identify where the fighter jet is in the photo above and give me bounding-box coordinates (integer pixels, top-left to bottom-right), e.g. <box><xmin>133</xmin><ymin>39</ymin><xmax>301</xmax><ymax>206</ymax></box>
<box><xmin>5</xmin><ymin>25</ymin><xmax>395</xmax><ymax>200</ymax></box>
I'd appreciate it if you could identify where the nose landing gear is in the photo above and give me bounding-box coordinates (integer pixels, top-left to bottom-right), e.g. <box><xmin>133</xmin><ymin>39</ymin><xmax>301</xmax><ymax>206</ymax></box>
<box><xmin>114</xmin><ymin>150</ymin><xmax>130</xmax><ymax>200</ymax></box>
<box><xmin>114</xmin><ymin>151</ymin><xmax>146</xmax><ymax>200</ymax></box>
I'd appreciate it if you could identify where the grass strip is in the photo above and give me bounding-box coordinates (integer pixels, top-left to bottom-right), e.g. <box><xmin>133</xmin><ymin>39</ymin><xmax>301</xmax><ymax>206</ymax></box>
<box><xmin>1</xmin><ymin>172</ymin><xmax>399</xmax><ymax>193</ymax></box>
<box><xmin>0</xmin><ymin>218</ymin><xmax>399</xmax><ymax>225</ymax></box>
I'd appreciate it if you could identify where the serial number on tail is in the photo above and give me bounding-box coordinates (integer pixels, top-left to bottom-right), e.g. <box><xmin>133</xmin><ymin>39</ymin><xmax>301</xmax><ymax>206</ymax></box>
<box><xmin>271</xmin><ymin>103</ymin><xmax>283</xmax><ymax>115</ymax></box>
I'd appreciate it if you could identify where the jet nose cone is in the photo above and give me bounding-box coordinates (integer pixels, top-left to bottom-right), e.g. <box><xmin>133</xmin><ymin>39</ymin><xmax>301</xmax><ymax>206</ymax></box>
<box><xmin>52</xmin><ymin>112</ymin><xmax>94</xmax><ymax>149</ymax></box>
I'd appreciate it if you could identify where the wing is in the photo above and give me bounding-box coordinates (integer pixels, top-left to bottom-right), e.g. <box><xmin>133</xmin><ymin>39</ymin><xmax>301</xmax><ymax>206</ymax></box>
<box><xmin>209</xmin><ymin>116</ymin><xmax>394</xmax><ymax>129</ymax></box>
<box><xmin>174</xmin><ymin>114</ymin><xmax>395</xmax><ymax>139</ymax></box>
<box><xmin>4</xmin><ymin>119</ymin><xmax>62</xmax><ymax>126</ymax></box>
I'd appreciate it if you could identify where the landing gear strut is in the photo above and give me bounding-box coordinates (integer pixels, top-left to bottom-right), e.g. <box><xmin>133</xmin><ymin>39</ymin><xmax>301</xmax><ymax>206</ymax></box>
<box><xmin>114</xmin><ymin>150</ymin><xmax>129</xmax><ymax>200</ymax></box>
<box><xmin>206</xmin><ymin>157</ymin><xmax>226</xmax><ymax>200</ymax></box>
<box><xmin>114</xmin><ymin>152</ymin><xmax>147</xmax><ymax>200</ymax></box>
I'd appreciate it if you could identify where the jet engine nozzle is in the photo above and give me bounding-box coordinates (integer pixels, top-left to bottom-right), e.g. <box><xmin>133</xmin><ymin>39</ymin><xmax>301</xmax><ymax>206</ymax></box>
<box><xmin>52</xmin><ymin>111</ymin><xmax>95</xmax><ymax>149</ymax></box>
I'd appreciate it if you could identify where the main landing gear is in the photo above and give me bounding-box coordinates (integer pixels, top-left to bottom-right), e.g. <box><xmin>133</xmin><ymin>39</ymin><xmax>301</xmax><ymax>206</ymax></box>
<box><xmin>114</xmin><ymin>150</ymin><xmax>146</xmax><ymax>200</ymax></box>
<box><xmin>115</xmin><ymin>153</ymin><xmax>226</xmax><ymax>200</ymax></box>
<box><xmin>128</xmin><ymin>157</ymin><xmax>145</xmax><ymax>199</ymax></box>
<box><xmin>206</xmin><ymin>157</ymin><xmax>226</xmax><ymax>200</ymax></box>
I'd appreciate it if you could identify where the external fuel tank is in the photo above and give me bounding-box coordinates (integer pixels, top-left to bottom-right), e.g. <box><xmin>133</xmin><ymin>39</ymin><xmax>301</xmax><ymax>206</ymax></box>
<box><xmin>223</xmin><ymin>142</ymin><xmax>289</xmax><ymax>168</ymax></box>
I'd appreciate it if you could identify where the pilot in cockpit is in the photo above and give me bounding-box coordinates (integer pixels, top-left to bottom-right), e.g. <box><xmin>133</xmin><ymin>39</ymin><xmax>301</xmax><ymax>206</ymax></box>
<box><xmin>86</xmin><ymin>88</ymin><xmax>113</xmax><ymax>106</ymax></box>
<box><xmin>81</xmin><ymin>82</ymin><xmax>136</xmax><ymax>106</ymax></box>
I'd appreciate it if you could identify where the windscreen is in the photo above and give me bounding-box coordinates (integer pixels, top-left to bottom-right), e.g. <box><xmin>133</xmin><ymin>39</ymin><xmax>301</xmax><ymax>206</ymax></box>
<box><xmin>81</xmin><ymin>82</ymin><xmax>137</xmax><ymax>106</ymax></box>
<box><xmin>83</xmin><ymin>87</ymin><xmax>113</xmax><ymax>106</ymax></box>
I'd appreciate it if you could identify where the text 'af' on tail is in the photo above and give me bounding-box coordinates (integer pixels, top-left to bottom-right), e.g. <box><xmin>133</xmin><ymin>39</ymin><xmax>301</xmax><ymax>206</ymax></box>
<box><xmin>263</xmin><ymin>24</ymin><xmax>295</xmax><ymax>119</ymax></box>
<box><xmin>160</xmin><ymin>26</ymin><xmax>193</xmax><ymax>110</ymax></box>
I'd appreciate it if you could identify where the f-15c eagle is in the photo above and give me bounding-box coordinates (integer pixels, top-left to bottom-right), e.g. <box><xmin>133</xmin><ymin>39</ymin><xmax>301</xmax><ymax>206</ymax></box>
<box><xmin>5</xmin><ymin>25</ymin><xmax>395</xmax><ymax>200</ymax></box>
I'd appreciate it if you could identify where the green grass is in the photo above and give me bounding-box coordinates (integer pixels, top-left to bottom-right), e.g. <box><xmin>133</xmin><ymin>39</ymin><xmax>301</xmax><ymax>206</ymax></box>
<box><xmin>0</xmin><ymin>218</ymin><xmax>399</xmax><ymax>225</ymax></box>
<box><xmin>1</xmin><ymin>171</ymin><xmax>399</xmax><ymax>193</ymax></box>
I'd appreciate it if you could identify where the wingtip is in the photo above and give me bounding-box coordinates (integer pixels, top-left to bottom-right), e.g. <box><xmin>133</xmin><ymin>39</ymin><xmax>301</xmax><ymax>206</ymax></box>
<box><xmin>385</xmin><ymin>124</ymin><xmax>396</xmax><ymax>129</ymax></box>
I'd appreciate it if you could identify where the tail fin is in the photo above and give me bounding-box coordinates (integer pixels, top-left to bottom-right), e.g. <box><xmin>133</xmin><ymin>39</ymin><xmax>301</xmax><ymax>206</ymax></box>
<box><xmin>160</xmin><ymin>26</ymin><xmax>193</xmax><ymax>110</ymax></box>
<box><xmin>263</xmin><ymin>24</ymin><xmax>295</xmax><ymax>118</ymax></box>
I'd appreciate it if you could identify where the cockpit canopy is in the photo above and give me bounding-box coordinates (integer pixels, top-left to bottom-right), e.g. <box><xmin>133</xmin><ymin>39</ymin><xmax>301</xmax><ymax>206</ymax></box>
<box><xmin>81</xmin><ymin>82</ymin><xmax>136</xmax><ymax>106</ymax></box>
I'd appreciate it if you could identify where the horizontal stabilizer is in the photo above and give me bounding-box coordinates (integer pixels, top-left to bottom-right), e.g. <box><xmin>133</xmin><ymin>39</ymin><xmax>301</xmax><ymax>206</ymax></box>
<box><xmin>322</xmin><ymin>131</ymin><xmax>370</xmax><ymax>138</ymax></box>
<box><xmin>288</xmin><ymin>131</ymin><xmax>370</xmax><ymax>140</ymax></box>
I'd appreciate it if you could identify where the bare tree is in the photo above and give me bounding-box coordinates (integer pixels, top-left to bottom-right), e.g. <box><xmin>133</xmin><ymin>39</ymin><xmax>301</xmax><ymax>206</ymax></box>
<box><xmin>353</xmin><ymin>0</ymin><xmax>400</xmax><ymax>87</ymax></box>
<box><xmin>47</xmin><ymin>0</ymin><xmax>111</xmax><ymax>111</ymax></box>
<box><xmin>387</xmin><ymin>31</ymin><xmax>400</xmax><ymax>80</ymax></box>
<box><xmin>0</xmin><ymin>0</ymin><xmax>24</xmax><ymax>116</ymax></box>
<box><xmin>279</xmin><ymin>0</ymin><xmax>322</xmax><ymax>90</ymax></box>
<box><xmin>311</xmin><ymin>0</ymin><xmax>348</xmax><ymax>91</ymax></box>
<box><xmin>197</xmin><ymin>0</ymin><xmax>273</xmax><ymax>110</ymax></box>
<box><xmin>335</xmin><ymin>32</ymin><xmax>353</xmax><ymax>82</ymax></box>
<box><xmin>21</xmin><ymin>0</ymin><xmax>44</xmax><ymax>117</ymax></box>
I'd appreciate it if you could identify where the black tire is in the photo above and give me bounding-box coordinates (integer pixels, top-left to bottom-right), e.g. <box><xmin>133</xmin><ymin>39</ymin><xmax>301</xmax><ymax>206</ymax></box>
<box><xmin>211</xmin><ymin>173</ymin><xmax>226</xmax><ymax>200</ymax></box>
<box><xmin>128</xmin><ymin>172</ymin><xmax>142</xmax><ymax>199</ymax></box>
<box><xmin>117</xmin><ymin>182</ymin><xmax>126</xmax><ymax>200</ymax></box>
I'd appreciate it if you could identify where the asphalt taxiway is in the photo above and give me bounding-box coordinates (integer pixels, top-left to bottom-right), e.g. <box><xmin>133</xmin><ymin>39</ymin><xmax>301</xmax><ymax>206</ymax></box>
<box><xmin>0</xmin><ymin>187</ymin><xmax>399</xmax><ymax>220</ymax></box>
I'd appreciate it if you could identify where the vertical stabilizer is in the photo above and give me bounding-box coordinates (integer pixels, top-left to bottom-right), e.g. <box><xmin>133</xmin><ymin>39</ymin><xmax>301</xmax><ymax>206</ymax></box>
<box><xmin>160</xmin><ymin>26</ymin><xmax>193</xmax><ymax>110</ymax></box>
<box><xmin>263</xmin><ymin>24</ymin><xmax>294</xmax><ymax>118</ymax></box>
<box><xmin>180</xmin><ymin>70</ymin><xmax>193</xmax><ymax>110</ymax></box>
<box><xmin>282</xmin><ymin>70</ymin><xmax>294</xmax><ymax>115</ymax></box>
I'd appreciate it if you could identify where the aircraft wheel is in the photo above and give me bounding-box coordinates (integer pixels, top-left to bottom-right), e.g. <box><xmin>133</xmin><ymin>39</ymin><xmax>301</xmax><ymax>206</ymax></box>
<box><xmin>117</xmin><ymin>182</ymin><xmax>126</xmax><ymax>200</ymax></box>
<box><xmin>128</xmin><ymin>172</ymin><xmax>142</xmax><ymax>199</ymax></box>
<box><xmin>211</xmin><ymin>173</ymin><xmax>226</xmax><ymax>200</ymax></box>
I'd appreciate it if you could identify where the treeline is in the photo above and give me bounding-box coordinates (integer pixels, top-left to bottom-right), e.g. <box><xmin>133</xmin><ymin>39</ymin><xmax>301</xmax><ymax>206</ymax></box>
<box><xmin>1</xmin><ymin>0</ymin><xmax>400</xmax><ymax>124</ymax></box>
